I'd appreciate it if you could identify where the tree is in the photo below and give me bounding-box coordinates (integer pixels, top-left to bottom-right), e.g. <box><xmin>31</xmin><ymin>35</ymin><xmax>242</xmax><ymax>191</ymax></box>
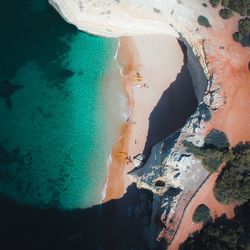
<box><xmin>204</xmin><ymin>129</ymin><xmax>229</xmax><ymax>150</ymax></box>
<box><xmin>233</xmin><ymin>18</ymin><xmax>250</xmax><ymax>47</ymax></box>
<box><xmin>184</xmin><ymin>130</ymin><xmax>231</xmax><ymax>173</ymax></box>
<box><xmin>221</xmin><ymin>0</ymin><xmax>230</xmax><ymax>7</ymax></box>
<box><xmin>214</xmin><ymin>147</ymin><xmax>250</xmax><ymax>205</ymax></box>
<box><xmin>221</xmin><ymin>0</ymin><xmax>250</xmax><ymax>16</ymax></box>
<box><xmin>209</xmin><ymin>0</ymin><xmax>221</xmax><ymax>7</ymax></box>
<box><xmin>238</xmin><ymin>18</ymin><xmax>250</xmax><ymax>35</ymax></box>
<box><xmin>219</xmin><ymin>8</ymin><xmax>234</xmax><ymax>19</ymax></box>
<box><xmin>185</xmin><ymin>133</ymin><xmax>250</xmax><ymax>206</ymax></box>
<box><xmin>197</xmin><ymin>16</ymin><xmax>212</xmax><ymax>28</ymax></box>
<box><xmin>184</xmin><ymin>141</ymin><xmax>225</xmax><ymax>173</ymax></box>
<box><xmin>192</xmin><ymin>204</ymin><xmax>211</xmax><ymax>223</ymax></box>
<box><xmin>233</xmin><ymin>31</ymin><xmax>244</xmax><ymax>42</ymax></box>
<box><xmin>180</xmin><ymin>200</ymin><xmax>250</xmax><ymax>250</ymax></box>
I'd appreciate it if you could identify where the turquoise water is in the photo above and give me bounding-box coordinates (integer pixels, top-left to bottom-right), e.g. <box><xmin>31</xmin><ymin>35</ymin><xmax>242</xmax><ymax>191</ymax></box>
<box><xmin>0</xmin><ymin>0</ymin><xmax>117</xmax><ymax>209</ymax></box>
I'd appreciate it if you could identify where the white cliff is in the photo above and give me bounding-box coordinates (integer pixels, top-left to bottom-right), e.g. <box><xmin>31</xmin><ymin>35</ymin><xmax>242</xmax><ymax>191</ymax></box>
<box><xmin>49</xmin><ymin>0</ymin><xmax>216</xmax><ymax>100</ymax></box>
<box><xmin>49</xmin><ymin>0</ymin><xmax>250</xmax><ymax>247</ymax></box>
<box><xmin>49</xmin><ymin>0</ymin><xmax>217</xmax><ymax>232</ymax></box>
<box><xmin>48</xmin><ymin>0</ymin><xmax>218</xmax><ymax>38</ymax></box>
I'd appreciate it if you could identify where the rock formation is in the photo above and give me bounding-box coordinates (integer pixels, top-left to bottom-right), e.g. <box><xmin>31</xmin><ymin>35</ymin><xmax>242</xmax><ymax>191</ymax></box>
<box><xmin>49</xmin><ymin>0</ymin><xmax>250</xmax><ymax>248</ymax></box>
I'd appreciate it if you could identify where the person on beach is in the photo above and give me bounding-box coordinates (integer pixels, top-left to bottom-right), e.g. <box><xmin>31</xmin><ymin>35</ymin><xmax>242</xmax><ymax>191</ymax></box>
<box><xmin>125</xmin><ymin>156</ymin><xmax>133</xmax><ymax>164</ymax></box>
<box><xmin>135</xmin><ymin>72</ymin><xmax>143</xmax><ymax>82</ymax></box>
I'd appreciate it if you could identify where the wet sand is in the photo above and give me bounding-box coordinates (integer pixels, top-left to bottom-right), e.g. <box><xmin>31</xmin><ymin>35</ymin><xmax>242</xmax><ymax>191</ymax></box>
<box><xmin>103</xmin><ymin>35</ymin><xmax>186</xmax><ymax>202</ymax></box>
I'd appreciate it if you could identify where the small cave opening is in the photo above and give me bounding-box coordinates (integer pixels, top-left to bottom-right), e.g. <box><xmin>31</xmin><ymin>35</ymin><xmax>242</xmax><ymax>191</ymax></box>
<box><xmin>155</xmin><ymin>180</ymin><xmax>166</xmax><ymax>187</ymax></box>
<box><xmin>142</xmin><ymin>39</ymin><xmax>200</xmax><ymax>157</ymax></box>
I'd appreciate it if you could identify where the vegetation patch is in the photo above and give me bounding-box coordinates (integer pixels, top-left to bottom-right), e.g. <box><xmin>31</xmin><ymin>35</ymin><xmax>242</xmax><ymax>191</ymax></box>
<box><xmin>204</xmin><ymin>129</ymin><xmax>229</xmax><ymax>150</ymax></box>
<box><xmin>181</xmin><ymin>200</ymin><xmax>250</xmax><ymax>250</ymax></box>
<box><xmin>181</xmin><ymin>122</ymin><xmax>250</xmax><ymax>248</ymax></box>
<box><xmin>192</xmin><ymin>204</ymin><xmax>211</xmax><ymax>223</ymax></box>
<box><xmin>210</xmin><ymin>0</ymin><xmax>250</xmax><ymax>16</ymax></box>
<box><xmin>209</xmin><ymin>0</ymin><xmax>250</xmax><ymax>48</ymax></box>
<box><xmin>184</xmin><ymin>129</ymin><xmax>231</xmax><ymax>173</ymax></box>
<box><xmin>185</xmin><ymin>136</ymin><xmax>250</xmax><ymax>205</ymax></box>
<box><xmin>197</xmin><ymin>15</ymin><xmax>211</xmax><ymax>28</ymax></box>
<box><xmin>214</xmin><ymin>143</ymin><xmax>250</xmax><ymax>205</ymax></box>
<box><xmin>219</xmin><ymin>8</ymin><xmax>234</xmax><ymax>19</ymax></box>
<box><xmin>220</xmin><ymin>0</ymin><xmax>250</xmax><ymax>16</ymax></box>
<box><xmin>209</xmin><ymin>0</ymin><xmax>220</xmax><ymax>8</ymax></box>
<box><xmin>233</xmin><ymin>18</ymin><xmax>250</xmax><ymax>47</ymax></box>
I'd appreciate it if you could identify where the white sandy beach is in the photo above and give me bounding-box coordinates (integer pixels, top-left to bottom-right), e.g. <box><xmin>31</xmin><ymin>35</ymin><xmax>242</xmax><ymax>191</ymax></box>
<box><xmin>103</xmin><ymin>35</ymin><xmax>185</xmax><ymax>202</ymax></box>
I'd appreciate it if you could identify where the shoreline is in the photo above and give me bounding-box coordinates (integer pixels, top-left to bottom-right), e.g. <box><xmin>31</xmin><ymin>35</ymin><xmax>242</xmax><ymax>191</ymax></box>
<box><xmin>168</xmin><ymin>11</ymin><xmax>250</xmax><ymax>248</ymax></box>
<box><xmin>100</xmin><ymin>38</ymin><xmax>131</xmax><ymax>203</ymax></box>
<box><xmin>168</xmin><ymin>164</ymin><xmax>236</xmax><ymax>250</ymax></box>
<box><xmin>102</xmin><ymin>37</ymin><xmax>136</xmax><ymax>202</ymax></box>
<box><xmin>103</xmin><ymin>35</ymin><xmax>185</xmax><ymax>202</ymax></box>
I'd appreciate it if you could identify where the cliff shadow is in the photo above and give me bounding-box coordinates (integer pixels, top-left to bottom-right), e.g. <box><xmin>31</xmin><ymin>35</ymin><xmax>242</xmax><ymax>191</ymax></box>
<box><xmin>0</xmin><ymin>184</ymin><xmax>166</xmax><ymax>250</ymax></box>
<box><xmin>143</xmin><ymin>41</ymin><xmax>198</xmax><ymax>157</ymax></box>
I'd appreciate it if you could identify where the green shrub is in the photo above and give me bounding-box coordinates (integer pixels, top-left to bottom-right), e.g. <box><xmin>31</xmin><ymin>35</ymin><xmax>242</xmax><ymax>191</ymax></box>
<box><xmin>233</xmin><ymin>18</ymin><xmax>250</xmax><ymax>47</ymax></box>
<box><xmin>238</xmin><ymin>18</ymin><xmax>250</xmax><ymax>35</ymax></box>
<box><xmin>184</xmin><ymin>130</ymin><xmax>231</xmax><ymax>173</ymax></box>
<box><xmin>221</xmin><ymin>0</ymin><xmax>230</xmax><ymax>7</ymax></box>
<box><xmin>241</xmin><ymin>36</ymin><xmax>250</xmax><ymax>47</ymax></box>
<box><xmin>221</xmin><ymin>0</ymin><xmax>250</xmax><ymax>16</ymax></box>
<box><xmin>197</xmin><ymin>15</ymin><xmax>212</xmax><ymax>28</ymax></box>
<box><xmin>192</xmin><ymin>204</ymin><xmax>211</xmax><ymax>223</ymax></box>
<box><xmin>219</xmin><ymin>8</ymin><xmax>234</xmax><ymax>19</ymax></box>
<box><xmin>214</xmin><ymin>147</ymin><xmax>250</xmax><ymax>205</ymax></box>
<box><xmin>184</xmin><ymin>142</ymin><xmax>227</xmax><ymax>173</ymax></box>
<box><xmin>185</xmin><ymin>135</ymin><xmax>250</xmax><ymax>206</ymax></box>
<box><xmin>182</xmin><ymin>143</ymin><xmax>250</xmax><ymax>249</ymax></box>
<box><xmin>181</xmin><ymin>200</ymin><xmax>250</xmax><ymax>250</ymax></box>
<box><xmin>204</xmin><ymin>129</ymin><xmax>229</xmax><ymax>150</ymax></box>
<box><xmin>209</xmin><ymin>0</ymin><xmax>221</xmax><ymax>7</ymax></box>
<box><xmin>233</xmin><ymin>31</ymin><xmax>244</xmax><ymax>42</ymax></box>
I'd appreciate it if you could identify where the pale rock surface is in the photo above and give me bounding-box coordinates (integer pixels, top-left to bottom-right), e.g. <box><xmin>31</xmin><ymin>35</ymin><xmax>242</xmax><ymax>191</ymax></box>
<box><xmin>49</xmin><ymin>0</ymin><xmax>237</xmax><ymax>247</ymax></box>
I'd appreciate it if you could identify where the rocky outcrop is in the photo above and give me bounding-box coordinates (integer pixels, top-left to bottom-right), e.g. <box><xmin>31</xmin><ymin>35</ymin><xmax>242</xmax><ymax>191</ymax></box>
<box><xmin>49</xmin><ymin>0</ymin><xmax>227</xmax><ymax>247</ymax></box>
<box><xmin>129</xmin><ymin>33</ymin><xmax>223</xmax><ymax>245</ymax></box>
<box><xmin>129</xmin><ymin>36</ymin><xmax>223</xmax><ymax>194</ymax></box>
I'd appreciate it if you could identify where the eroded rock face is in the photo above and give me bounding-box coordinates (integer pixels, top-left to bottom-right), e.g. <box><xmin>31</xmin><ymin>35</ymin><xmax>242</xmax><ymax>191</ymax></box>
<box><xmin>129</xmin><ymin>39</ymin><xmax>223</xmax><ymax>195</ymax></box>
<box><xmin>128</xmin><ymin>37</ymin><xmax>223</xmax><ymax>245</ymax></box>
<box><xmin>49</xmin><ymin>0</ymin><xmax>237</xmax><ymax>247</ymax></box>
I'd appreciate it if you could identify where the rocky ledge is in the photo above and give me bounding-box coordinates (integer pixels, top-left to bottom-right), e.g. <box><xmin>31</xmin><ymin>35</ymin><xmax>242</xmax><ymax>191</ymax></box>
<box><xmin>49</xmin><ymin>0</ymin><xmax>250</xmax><ymax>248</ymax></box>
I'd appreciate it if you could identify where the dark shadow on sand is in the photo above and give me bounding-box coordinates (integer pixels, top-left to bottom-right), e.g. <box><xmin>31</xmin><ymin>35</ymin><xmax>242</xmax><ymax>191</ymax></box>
<box><xmin>142</xmin><ymin>41</ymin><xmax>198</xmax><ymax>157</ymax></box>
<box><xmin>0</xmin><ymin>184</ymin><xmax>167</xmax><ymax>250</ymax></box>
